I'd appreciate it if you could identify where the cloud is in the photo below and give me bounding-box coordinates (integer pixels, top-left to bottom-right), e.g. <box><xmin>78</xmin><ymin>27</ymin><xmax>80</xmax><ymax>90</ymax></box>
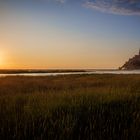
<box><xmin>84</xmin><ymin>0</ymin><xmax>140</xmax><ymax>15</ymax></box>
<box><xmin>1</xmin><ymin>0</ymin><xmax>140</xmax><ymax>15</ymax></box>
<box><xmin>56</xmin><ymin>0</ymin><xmax>66</xmax><ymax>3</ymax></box>
<box><xmin>44</xmin><ymin>0</ymin><xmax>65</xmax><ymax>4</ymax></box>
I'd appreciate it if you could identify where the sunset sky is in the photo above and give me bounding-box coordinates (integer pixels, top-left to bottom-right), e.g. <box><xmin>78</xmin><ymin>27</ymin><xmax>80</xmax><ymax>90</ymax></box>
<box><xmin>0</xmin><ymin>0</ymin><xmax>140</xmax><ymax>69</ymax></box>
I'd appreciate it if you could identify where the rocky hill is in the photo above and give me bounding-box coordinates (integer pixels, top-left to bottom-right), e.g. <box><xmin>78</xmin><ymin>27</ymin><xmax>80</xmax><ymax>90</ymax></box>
<box><xmin>120</xmin><ymin>50</ymin><xmax>140</xmax><ymax>70</ymax></box>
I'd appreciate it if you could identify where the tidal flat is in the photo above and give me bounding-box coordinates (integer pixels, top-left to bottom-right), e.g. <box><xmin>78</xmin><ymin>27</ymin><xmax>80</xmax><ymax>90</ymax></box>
<box><xmin>0</xmin><ymin>74</ymin><xmax>140</xmax><ymax>140</ymax></box>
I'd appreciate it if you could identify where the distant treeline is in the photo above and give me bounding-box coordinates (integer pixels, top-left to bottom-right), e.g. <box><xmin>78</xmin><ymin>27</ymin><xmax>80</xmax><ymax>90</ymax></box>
<box><xmin>0</xmin><ymin>69</ymin><xmax>87</xmax><ymax>74</ymax></box>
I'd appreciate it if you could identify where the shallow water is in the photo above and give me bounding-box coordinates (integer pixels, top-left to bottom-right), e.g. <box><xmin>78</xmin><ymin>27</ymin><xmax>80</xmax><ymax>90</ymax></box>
<box><xmin>0</xmin><ymin>70</ymin><xmax>140</xmax><ymax>77</ymax></box>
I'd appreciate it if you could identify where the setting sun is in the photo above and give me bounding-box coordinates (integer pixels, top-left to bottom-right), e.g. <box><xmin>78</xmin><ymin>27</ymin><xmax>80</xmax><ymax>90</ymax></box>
<box><xmin>0</xmin><ymin>50</ymin><xmax>6</xmax><ymax>68</ymax></box>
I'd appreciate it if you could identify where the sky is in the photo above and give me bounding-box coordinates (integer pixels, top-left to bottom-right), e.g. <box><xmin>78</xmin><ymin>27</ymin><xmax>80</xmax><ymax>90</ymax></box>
<box><xmin>0</xmin><ymin>0</ymin><xmax>140</xmax><ymax>69</ymax></box>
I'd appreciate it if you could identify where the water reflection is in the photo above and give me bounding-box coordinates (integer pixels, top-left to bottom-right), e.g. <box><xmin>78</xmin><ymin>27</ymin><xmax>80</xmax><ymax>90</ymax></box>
<box><xmin>0</xmin><ymin>70</ymin><xmax>140</xmax><ymax>77</ymax></box>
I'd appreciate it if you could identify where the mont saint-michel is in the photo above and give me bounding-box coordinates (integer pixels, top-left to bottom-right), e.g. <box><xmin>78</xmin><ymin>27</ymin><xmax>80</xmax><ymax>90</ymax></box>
<box><xmin>120</xmin><ymin>50</ymin><xmax>140</xmax><ymax>70</ymax></box>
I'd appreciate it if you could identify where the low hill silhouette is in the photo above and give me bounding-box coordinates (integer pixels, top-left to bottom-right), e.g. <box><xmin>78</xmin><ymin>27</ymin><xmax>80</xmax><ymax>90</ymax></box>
<box><xmin>120</xmin><ymin>49</ymin><xmax>140</xmax><ymax>70</ymax></box>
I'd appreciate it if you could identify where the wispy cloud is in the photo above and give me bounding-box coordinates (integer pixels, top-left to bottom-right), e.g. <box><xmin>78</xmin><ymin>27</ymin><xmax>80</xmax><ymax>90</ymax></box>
<box><xmin>84</xmin><ymin>0</ymin><xmax>140</xmax><ymax>15</ymax></box>
<box><xmin>1</xmin><ymin>0</ymin><xmax>140</xmax><ymax>15</ymax></box>
<box><xmin>56</xmin><ymin>0</ymin><xmax>66</xmax><ymax>3</ymax></box>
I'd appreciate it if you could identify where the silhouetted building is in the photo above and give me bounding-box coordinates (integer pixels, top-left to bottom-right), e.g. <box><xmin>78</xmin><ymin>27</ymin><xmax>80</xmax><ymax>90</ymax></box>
<box><xmin>120</xmin><ymin>49</ymin><xmax>140</xmax><ymax>70</ymax></box>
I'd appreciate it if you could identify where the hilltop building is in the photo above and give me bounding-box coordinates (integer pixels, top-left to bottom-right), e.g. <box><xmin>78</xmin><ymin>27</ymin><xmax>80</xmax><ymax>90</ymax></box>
<box><xmin>120</xmin><ymin>49</ymin><xmax>140</xmax><ymax>70</ymax></box>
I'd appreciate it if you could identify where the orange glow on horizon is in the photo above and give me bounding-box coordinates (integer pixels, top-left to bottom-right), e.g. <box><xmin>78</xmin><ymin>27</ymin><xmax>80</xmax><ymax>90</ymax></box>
<box><xmin>0</xmin><ymin>50</ymin><xmax>6</xmax><ymax>68</ymax></box>
<box><xmin>0</xmin><ymin>42</ymin><xmax>10</xmax><ymax>69</ymax></box>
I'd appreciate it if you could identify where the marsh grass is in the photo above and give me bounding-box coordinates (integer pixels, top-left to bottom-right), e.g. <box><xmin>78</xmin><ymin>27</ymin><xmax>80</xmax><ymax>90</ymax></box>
<box><xmin>0</xmin><ymin>74</ymin><xmax>140</xmax><ymax>140</ymax></box>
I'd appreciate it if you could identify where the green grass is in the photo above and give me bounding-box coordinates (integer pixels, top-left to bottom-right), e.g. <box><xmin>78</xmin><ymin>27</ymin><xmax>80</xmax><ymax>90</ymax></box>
<box><xmin>0</xmin><ymin>74</ymin><xmax>140</xmax><ymax>140</ymax></box>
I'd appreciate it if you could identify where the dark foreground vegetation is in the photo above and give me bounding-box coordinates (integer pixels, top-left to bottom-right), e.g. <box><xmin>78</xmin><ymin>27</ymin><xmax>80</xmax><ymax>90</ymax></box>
<box><xmin>0</xmin><ymin>74</ymin><xmax>140</xmax><ymax>140</ymax></box>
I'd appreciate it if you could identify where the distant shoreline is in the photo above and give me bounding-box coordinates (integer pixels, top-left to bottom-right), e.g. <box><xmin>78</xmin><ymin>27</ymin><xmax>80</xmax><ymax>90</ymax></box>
<box><xmin>0</xmin><ymin>69</ymin><xmax>87</xmax><ymax>74</ymax></box>
<box><xmin>0</xmin><ymin>69</ymin><xmax>118</xmax><ymax>74</ymax></box>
